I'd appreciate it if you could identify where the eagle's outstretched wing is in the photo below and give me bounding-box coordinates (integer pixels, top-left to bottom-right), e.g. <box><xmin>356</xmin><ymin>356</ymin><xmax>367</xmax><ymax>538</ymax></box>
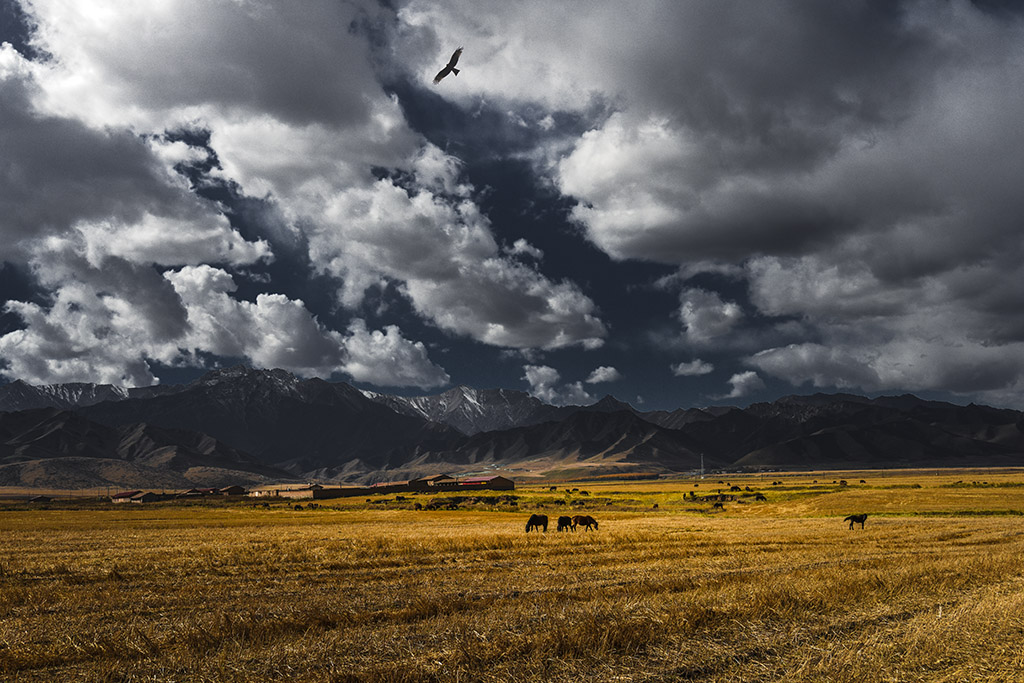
<box><xmin>433</xmin><ymin>47</ymin><xmax>463</xmax><ymax>84</ymax></box>
<box><xmin>446</xmin><ymin>47</ymin><xmax>463</xmax><ymax>69</ymax></box>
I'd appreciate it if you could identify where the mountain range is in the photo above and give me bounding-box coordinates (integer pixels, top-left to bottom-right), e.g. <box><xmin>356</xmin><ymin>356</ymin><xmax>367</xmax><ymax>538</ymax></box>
<box><xmin>1</xmin><ymin>366</ymin><xmax>1023</xmax><ymax>489</ymax></box>
<box><xmin>0</xmin><ymin>406</ymin><xmax>294</xmax><ymax>489</ymax></box>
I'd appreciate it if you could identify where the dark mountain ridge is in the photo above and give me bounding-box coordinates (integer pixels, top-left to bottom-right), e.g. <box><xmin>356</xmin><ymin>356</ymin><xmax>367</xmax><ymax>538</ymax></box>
<box><xmin>409</xmin><ymin>409</ymin><xmax>712</xmax><ymax>469</ymax></box>
<box><xmin>76</xmin><ymin>366</ymin><xmax>465</xmax><ymax>476</ymax></box>
<box><xmin>1</xmin><ymin>369</ymin><xmax>1022</xmax><ymax>486</ymax></box>
<box><xmin>360</xmin><ymin>385</ymin><xmax>637</xmax><ymax>435</ymax></box>
<box><xmin>0</xmin><ymin>407</ymin><xmax>294</xmax><ymax>489</ymax></box>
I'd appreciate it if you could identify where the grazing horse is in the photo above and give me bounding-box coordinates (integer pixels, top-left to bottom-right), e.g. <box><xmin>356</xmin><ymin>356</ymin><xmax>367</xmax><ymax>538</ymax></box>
<box><xmin>557</xmin><ymin>515</ymin><xmax>574</xmax><ymax>532</ymax></box>
<box><xmin>844</xmin><ymin>513</ymin><xmax>868</xmax><ymax>529</ymax></box>
<box><xmin>572</xmin><ymin>514</ymin><xmax>598</xmax><ymax>531</ymax></box>
<box><xmin>526</xmin><ymin>514</ymin><xmax>548</xmax><ymax>533</ymax></box>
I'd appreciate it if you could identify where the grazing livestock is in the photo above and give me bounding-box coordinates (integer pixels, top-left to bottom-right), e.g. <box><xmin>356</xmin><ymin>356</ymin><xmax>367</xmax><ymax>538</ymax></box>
<box><xmin>712</xmin><ymin>502</ymin><xmax>724</xmax><ymax>511</ymax></box>
<box><xmin>844</xmin><ymin>514</ymin><xmax>868</xmax><ymax>529</ymax></box>
<box><xmin>557</xmin><ymin>515</ymin><xmax>573</xmax><ymax>532</ymax></box>
<box><xmin>526</xmin><ymin>514</ymin><xmax>548</xmax><ymax>533</ymax></box>
<box><xmin>572</xmin><ymin>514</ymin><xmax>598</xmax><ymax>531</ymax></box>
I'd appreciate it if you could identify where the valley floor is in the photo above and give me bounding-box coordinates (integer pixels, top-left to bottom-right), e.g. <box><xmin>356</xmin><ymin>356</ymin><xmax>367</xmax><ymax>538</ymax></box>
<box><xmin>3</xmin><ymin>474</ymin><xmax>1024</xmax><ymax>681</ymax></box>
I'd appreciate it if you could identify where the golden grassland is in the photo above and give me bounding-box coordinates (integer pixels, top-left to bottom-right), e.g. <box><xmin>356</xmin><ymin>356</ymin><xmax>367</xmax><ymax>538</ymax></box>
<box><xmin>4</xmin><ymin>471</ymin><xmax>1024</xmax><ymax>681</ymax></box>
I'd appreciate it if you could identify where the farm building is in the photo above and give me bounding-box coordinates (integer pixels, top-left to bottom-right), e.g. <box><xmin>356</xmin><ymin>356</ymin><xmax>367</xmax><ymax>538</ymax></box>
<box><xmin>28</xmin><ymin>495</ymin><xmax>53</xmax><ymax>503</ymax></box>
<box><xmin>246</xmin><ymin>474</ymin><xmax>516</xmax><ymax>499</ymax></box>
<box><xmin>249</xmin><ymin>484</ymin><xmax>320</xmax><ymax>498</ymax></box>
<box><xmin>265</xmin><ymin>485</ymin><xmax>365</xmax><ymax>500</ymax></box>
<box><xmin>408</xmin><ymin>474</ymin><xmax>455</xmax><ymax>490</ymax></box>
<box><xmin>367</xmin><ymin>480</ymin><xmax>412</xmax><ymax>494</ymax></box>
<box><xmin>130</xmin><ymin>492</ymin><xmax>165</xmax><ymax>504</ymax></box>
<box><xmin>306</xmin><ymin>486</ymin><xmax>368</xmax><ymax>500</ymax></box>
<box><xmin>111</xmin><ymin>490</ymin><xmax>142</xmax><ymax>503</ymax></box>
<box><xmin>219</xmin><ymin>485</ymin><xmax>247</xmax><ymax>496</ymax></box>
<box><xmin>458</xmin><ymin>476</ymin><xmax>515</xmax><ymax>491</ymax></box>
<box><xmin>276</xmin><ymin>486</ymin><xmax>326</xmax><ymax>500</ymax></box>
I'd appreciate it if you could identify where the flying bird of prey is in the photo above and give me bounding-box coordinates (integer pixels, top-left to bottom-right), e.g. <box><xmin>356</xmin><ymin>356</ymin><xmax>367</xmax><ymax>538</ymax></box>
<box><xmin>433</xmin><ymin>47</ymin><xmax>463</xmax><ymax>84</ymax></box>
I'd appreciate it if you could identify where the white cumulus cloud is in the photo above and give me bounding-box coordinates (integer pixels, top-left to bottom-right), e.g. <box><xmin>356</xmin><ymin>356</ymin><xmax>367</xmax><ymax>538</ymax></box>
<box><xmin>342</xmin><ymin>319</ymin><xmax>450</xmax><ymax>390</ymax></box>
<box><xmin>722</xmin><ymin>371</ymin><xmax>766</xmax><ymax>400</ymax></box>
<box><xmin>671</xmin><ymin>359</ymin><xmax>714</xmax><ymax>377</ymax></box>
<box><xmin>678</xmin><ymin>288</ymin><xmax>743</xmax><ymax>346</ymax></box>
<box><xmin>522</xmin><ymin>364</ymin><xmax>593</xmax><ymax>406</ymax></box>
<box><xmin>586</xmin><ymin>366</ymin><xmax>622</xmax><ymax>384</ymax></box>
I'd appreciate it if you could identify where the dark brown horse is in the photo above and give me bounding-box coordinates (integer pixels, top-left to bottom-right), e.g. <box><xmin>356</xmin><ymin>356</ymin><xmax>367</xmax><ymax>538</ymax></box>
<box><xmin>844</xmin><ymin>513</ymin><xmax>868</xmax><ymax>529</ymax></box>
<box><xmin>557</xmin><ymin>515</ymin><xmax>573</xmax><ymax>532</ymax></box>
<box><xmin>572</xmin><ymin>514</ymin><xmax>598</xmax><ymax>531</ymax></box>
<box><xmin>526</xmin><ymin>514</ymin><xmax>548</xmax><ymax>533</ymax></box>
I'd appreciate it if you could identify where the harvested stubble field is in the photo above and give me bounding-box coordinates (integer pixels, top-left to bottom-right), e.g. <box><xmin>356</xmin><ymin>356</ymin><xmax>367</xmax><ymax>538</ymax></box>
<box><xmin>4</xmin><ymin>473</ymin><xmax>1024</xmax><ymax>682</ymax></box>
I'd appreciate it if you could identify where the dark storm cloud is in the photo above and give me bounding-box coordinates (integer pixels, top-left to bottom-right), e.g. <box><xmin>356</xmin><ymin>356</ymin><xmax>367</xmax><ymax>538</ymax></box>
<box><xmin>0</xmin><ymin>72</ymin><xmax>213</xmax><ymax>246</ymax></box>
<box><xmin>5</xmin><ymin>0</ymin><xmax>1024</xmax><ymax>408</ymax></box>
<box><xmin>403</xmin><ymin>0</ymin><xmax>1024</xmax><ymax>404</ymax></box>
<box><xmin>615</xmin><ymin>2</ymin><xmax>937</xmax><ymax>158</ymax></box>
<box><xmin>554</xmin><ymin>1</ymin><xmax>1024</xmax><ymax>265</ymax></box>
<box><xmin>398</xmin><ymin>1</ymin><xmax>1010</xmax><ymax>290</ymax></box>
<box><xmin>1</xmin><ymin>0</ymin><xmax>608</xmax><ymax>390</ymax></box>
<box><xmin>29</xmin><ymin>249</ymin><xmax>190</xmax><ymax>343</ymax></box>
<box><xmin>25</xmin><ymin>1</ymin><xmax>383</xmax><ymax>127</ymax></box>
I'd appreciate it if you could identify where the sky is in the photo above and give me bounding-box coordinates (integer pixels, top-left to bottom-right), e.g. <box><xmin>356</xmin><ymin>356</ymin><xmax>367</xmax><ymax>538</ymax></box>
<box><xmin>1</xmin><ymin>0</ymin><xmax>1024</xmax><ymax>411</ymax></box>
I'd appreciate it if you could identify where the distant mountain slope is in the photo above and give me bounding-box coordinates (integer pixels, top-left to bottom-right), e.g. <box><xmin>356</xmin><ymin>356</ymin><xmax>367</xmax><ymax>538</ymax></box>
<box><xmin>639</xmin><ymin>406</ymin><xmax>724</xmax><ymax>430</ymax></box>
<box><xmin>362</xmin><ymin>386</ymin><xmax>637</xmax><ymax>435</ymax></box>
<box><xmin>412</xmin><ymin>409</ymin><xmax>715</xmax><ymax>469</ymax></box>
<box><xmin>0</xmin><ymin>408</ymin><xmax>294</xmax><ymax>489</ymax></box>
<box><xmin>361</xmin><ymin>385</ymin><xmax>555</xmax><ymax>435</ymax></box>
<box><xmin>730</xmin><ymin>394</ymin><xmax>1024</xmax><ymax>468</ymax></box>
<box><xmin>78</xmin><ymin>366</ymin><xmax>464</xmax><ymax>475</ymax></box>
<box><xmin>0</xmin><ymin>379</ymin><xmax>177</xmax><ymax>412</ymax></box>
<box><xmin>2</xmin><ymin>370</ymin><xmax>1023</xmax><ymax>484</ymax></box>
<box><xmin>735</xmin><ymin>420</ymin><xmax>1021</xmax><ymax>469</ymax></box>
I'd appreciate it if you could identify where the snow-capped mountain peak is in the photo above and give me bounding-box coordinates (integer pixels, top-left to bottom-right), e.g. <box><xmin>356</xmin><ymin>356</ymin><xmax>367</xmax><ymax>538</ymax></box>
<box><xmin>361</xmin><ymin>385</ymin><xmax>553</xmax><ymax>435</ymax></box>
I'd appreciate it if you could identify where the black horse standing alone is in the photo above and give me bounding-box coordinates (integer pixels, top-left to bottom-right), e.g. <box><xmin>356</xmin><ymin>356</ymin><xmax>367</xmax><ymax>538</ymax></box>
<box><xmin>844</xmin><ymin>513</ymin><xmax>868</xmax><ymax>529</ymax></box>
<box><xmin>526</xmin><ymin>514</ymin><xmax>548</xmax><ymax>533</ymax></box>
